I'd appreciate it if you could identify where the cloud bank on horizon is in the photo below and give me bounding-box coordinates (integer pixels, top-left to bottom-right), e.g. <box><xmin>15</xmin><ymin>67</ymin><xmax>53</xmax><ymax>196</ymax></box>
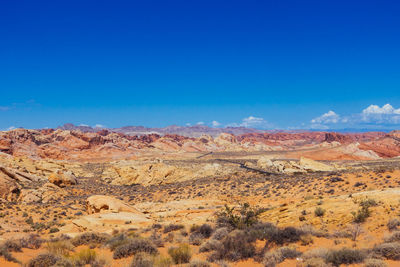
<box><xmin>311</xmin><ymin>104</ymin><xmax>400</xmax><ymax>130</ymax></box>
<box><xmin>2</xmin><ymin>103</ymin><xmax>400</xmax><ymax>132</ymax></box>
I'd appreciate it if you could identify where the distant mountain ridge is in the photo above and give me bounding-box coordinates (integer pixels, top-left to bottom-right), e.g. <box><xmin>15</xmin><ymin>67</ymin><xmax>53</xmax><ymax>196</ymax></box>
<box><xmin>58</xmin><ymin>123</ymin><xmax>267</xmax><ymax>137</ymax></box>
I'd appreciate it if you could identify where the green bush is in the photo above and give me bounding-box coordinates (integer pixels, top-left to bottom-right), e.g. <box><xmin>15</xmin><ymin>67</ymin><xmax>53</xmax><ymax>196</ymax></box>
<box><xmin>216</xmin><ymin>203</ymin><xmax>266</xmax><ymax>229</ymax></box>
<box><xmin>130</xmin><ymin>252</ymin><xmax>154</xmax><ymax>267</ymax></box>
<box><xmin>325</xmin><ymin>248</ymin><xmax>366</xmax><ymax>266</ymax></box>
<box><xmin>314</xmin><ymin>207</ymin><xmax>325</xmax><ymax>217</ymax></box>
<box><xmin>168</xmin><ymin>244</ymin><xmax>192</xmax><ymax>264</ymax></box>
<box><xmin>208</xmin><ymin>230</ymin><xmax>255</xmax><ymax>262</ymax></box>
<box><xmin>69</xmin><ymin>248</ymin><xmax>97</xmax><ymax>265</ymax></box>
<box><xmin>263</xmin><ymin>246</ymin><xmax>302</xmax><ymax>267</ymax></box>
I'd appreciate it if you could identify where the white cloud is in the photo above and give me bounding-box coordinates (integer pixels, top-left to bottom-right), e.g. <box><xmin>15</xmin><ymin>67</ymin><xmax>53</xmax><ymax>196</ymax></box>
<box><xmin>185</xmin><ymin>123</ymin><xmax>191</xmax><ymax>126</ymax></box>
<box><xmin>79</xmin><ymin>124</ymin><xmax>89</xmax><ymax>127</ymax></box>
<box><xmin>310</xmin><ymin>103</ymin><xmax>400</xmax><ymax>129</ymax></box>
<box><xmin>311</xmin><ymin>111</ymin><xmax>340</xmax><ymax>124</ymax></box>
<box><xmin>94</xmin><ymin>124</ymin><xmax>105</xmax><ymax>128</ymax></box>
<box><xmin>6</xmin><ymin>126</ymin><xmax>16</xmax><ymax>131</ymax></box>
<box><xmin>196</xmin><ymin>121</ymin><xmax>204</xmax><ymax>125</ymax></box>
<box><xmin>360</xmin><ymin>104</ymin><xmax>400</xmax><ymax>124</ymax></box>
<box><xmin>362</xmin><ymin>104</ymin><xmax>400</xmax><ymax>115</ymax></box>
<box><xmin>211</xmin><ymin>120</ymin><xmax>221</xmax><ymax>127</ymax></box>
<box><xmin>227</xmin><ymin>116</ymin><xmax>272</xmax><ymax>129</ymax></box>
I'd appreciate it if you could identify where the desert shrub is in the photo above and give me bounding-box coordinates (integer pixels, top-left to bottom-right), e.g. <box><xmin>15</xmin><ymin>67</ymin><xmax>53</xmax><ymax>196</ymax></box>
<box><xmin>130</xmin><ymin>252</ymin><xmax>154</xmax><ymax>267</ymax></box>
<box><xmin>351</xmin><ymin>199</ymin><xmax>376</xmax><ymax>223</ymax></box>
<box><xmin>190</xmin><ymin>224</ymin><xmax>200</xmax><ymax>233</ymax></box>
<box><xmin>70</xmin><ymin>248</ymin><xmax>97</xmax><ymax>265</ymax></box>
<box><xmin>89</xmin><ymin>258</ymin><xmax>107</xmax><ymax>267</ymax></box>
<box><xmin>300</xmin><ymin>234</ymin><xmax>314</xmax><ymax>245</ymax></box>
<box><xmin>364</xmin><ymin>258</ymin><xmax>387</xmax><ymax>267</ymax></box>
<box><xmin>189</xmin><ymin>232</ymin><xmax>204</xmax><ymax>245</ymax></box>
<box><xmin>163</xmin><ymin>224</ymin><xmax>185</xmax><ymax>233</ymax></box>
<box><xmin>45</xmin><ymin>240</ymin><xmax>74</xmax><ymax>256</ymax></box>
<box><xmin>113</xmin><ymin>238</ymin><xmax>158</xmax><ymax>259</ymax></box>
<box><xmin>51</xmin><ymin>258</ymin><xmax>75</xmax><ymax>267</ymax></box>
<box><xmin>190</xmin><ymin>259</ymin><xmax>211</xmax><ymax>267</ymax></box>
<box><xmin>106</xmin><ymin>233</ymin><xmax>130</xmax><ymax>251</ymax></box>
<box><xmin>301</xmin><ymin>257</ymin><xmax>329</xmax><ymax>267</ymax></box>
<box><xmin>216</xmin><ymin>203</ymin><xmax>267</xmax><ymax>229</ymax></box>
<box><xmin>71</xmin><ymin>232</ymin><xmax>110</xmax><ymax>247</ymax></box>
<box><xmin>0</xmin><ymin>246</ymin><xmax>20</xmax><ymax>263</ymax></box>
<box><xmin>168</xmin><ymin>244</ymin><xmax>192</xmax><ymax>264</ymax></box>
<box><xmin>199</xmin><ymin>239</ymin><xmax>223</xmax><ymax>253</ymax></box>
<box><xmin>384</xmin><ymin>231</ymin><xmax>400</xmax><ymax>243</ymax></box>
<box><xmin>314</xmin><ymin>207</ymin><xmax>325</xmax><ymax>217</ymax></box>
<box><xmin>211</xmin><ymin>227</ymin><xmax>229</xmax><ymax>240</ymax></box>
<box><xmin>198</xmin><ymin>224</ymin><xmax>213</xmax><ymax>238</ymax></box>
<box><xmin>208</xmin><ymin>230</ymin><xmax>255</xmax><ymax>262</ymax></box>
<box><xmin>153</xmin><ymin>255</ymin><xmax>173</xmax><ymax>267</ymax></box>
<box><xmin>246</xmin><ymin>222</ymin><xmax>278</xmax><ymax>241</ymax></box>
<box><xmin>352</xmin><ymin>206</ymin><xmax>371</xmax><ymax>223</ymax></box>
<box><xmin>2</xmin><ymin>239</ymin><xmax>22</xmax><ymax>252</ymax></box>
<box><xmin>373</xmin><ymin>242</ymin><xmax>400</xmax><ymax>260</ymax></box>
<box><xmin>302</xmin><ymin>248</ymin><xmax>330</xmax><ymax>260</ymax></box>
<box><xmin>263</xmin><ymin>246</ymin><xmax>302</xmax><ymax>267</ymax></box>
<box><xmin>27</xmin><ymin>253</ymin><xmax>60</xmax><ymax>267</ymax></box>
<box><xmin>149</xmin><ymin>231</ymin><xmax>164</xmax><ymax>247</ymax></box>
<box><xmin>387</xmin><ymin>218</ymin><xmax>400</xmax><ymax>231</ymax></box>
<box><xmin>269</xmin><ymin>226</ymin><xmax>303</xmax><ymax>245</ymax></box>
<box><xmin>325</xmin><ymin>248</ymin><xmax>366</xmax><ymax>266</ymax></box>
<box><xmin>20</xmin><ymin>234</ymin><xmax>44</xmax><ymax>249</ymax></box>
<box><xmin>359</xmin><ymin>198</ymin><xmax>378</xmax><ymax>208</ymax></box>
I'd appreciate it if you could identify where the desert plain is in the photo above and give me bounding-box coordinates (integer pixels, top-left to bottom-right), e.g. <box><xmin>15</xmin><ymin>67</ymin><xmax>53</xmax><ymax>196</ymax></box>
<box><xmin>0</xmin><ymin>127</ymin><xmax>400</xmax><ymax>267</ymax></box>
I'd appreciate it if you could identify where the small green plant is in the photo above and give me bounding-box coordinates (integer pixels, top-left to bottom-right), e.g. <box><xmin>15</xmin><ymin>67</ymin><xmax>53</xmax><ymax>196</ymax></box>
<box><xmin>216</xmin><ymin>203</ymin><xmax>266</xmax><ymax>229</ymax></box>
<box><xmin>314</xmin><ymin>207</ymin><xmax>325</xmax><ymax>217</ymax></box>
<box><xmin>352</xmin><ymin>206</ymin><xmax>371</xmax><ymax>223</ymax></box>
<box><xmin>168</xmin><ymin>244</ymin><xmax>192</xmax><ymax>264</ymax></box>
<box><xmin>69</xmin><ymin>248</ymin><xmax>97</xmax><ymax>265</ymax></box>
<box><xmin>45</xmin><ymin>240</ymin><xmax>74</xmax><ymax>256</ymax></box>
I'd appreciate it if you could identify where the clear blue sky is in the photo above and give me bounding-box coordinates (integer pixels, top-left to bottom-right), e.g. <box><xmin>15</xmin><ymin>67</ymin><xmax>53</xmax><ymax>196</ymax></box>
<box><xmin>1</xmin><ymin>0</ymin><xmax>400</xmax><ymax>130</ymax></box>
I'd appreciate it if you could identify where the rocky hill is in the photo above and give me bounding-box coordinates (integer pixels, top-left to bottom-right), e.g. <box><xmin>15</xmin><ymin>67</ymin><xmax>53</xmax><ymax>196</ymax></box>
<box><xmin>0</xmin><ymin>128</ymin><xmax>395</xmax><ymax>161</ymax></box>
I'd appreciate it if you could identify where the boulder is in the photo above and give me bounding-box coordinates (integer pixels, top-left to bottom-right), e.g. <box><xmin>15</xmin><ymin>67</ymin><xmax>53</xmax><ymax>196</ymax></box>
<box><xmin>0</xmin><ymin>169</ymin><xmax>21</xmax><ymax>201</ymax></box>
<box><xmin>86</xmin><ymin>195</ymin><xmax>141</xmax><ymax>214</ymax></box>
<box><xmin>48</xmin><ymin>170</ymin><xmax>77</xmax><ymax>187</ymax></box>
<box><xmin>257</xmin><ymin>156</ymin><xmax>274</xmax><ymax>169</ymax></box>
<box><xmin>299</xmin><ymin>157</ymin><xmax>335</xmax><ymax>172</ymax></box>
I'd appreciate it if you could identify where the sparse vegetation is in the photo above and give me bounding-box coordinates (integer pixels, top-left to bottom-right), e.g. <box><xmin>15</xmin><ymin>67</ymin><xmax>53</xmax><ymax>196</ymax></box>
<box><xmin>263</xmin><ymin>246</ymin><xmax>302</xmax><ymax>267</ymax></box>
<box><xmin>71</xmin><ymin>232</ymin><xmax>110</xmax><ymax>247</ymax></box>
<box><xmin>168</xmin><ymin>244</ymin><xmax>192</xmax><ymax>264</ymax></box>
<box><xmin>27</xmin><ymin>253</ymin><xmax>60</xmax><ymax>267</ymax></box>
<box><xmin>113</xmin><ymin>238</ymin><xmax>158</xmax><ymax>259</ymax></box>
<box><xmin>373</xmin><ymin>242</ymin><xmax>400</xmax><ymax>260</ymax></box>
<box><xmin>314</xmin><ymin>207</ymin><xmax>325</xmax><ymax>217</ymax></box>
<box><xmin>208</xmin><ymin>230</ymin><xmax>255</xmax><ymax>261</ymax></box>
<box><xmin>325</xmin><ymin>248</ymin><xmax>366</xmax><ymax>266</ymax></box>
<box><xmin>163</xmin><ymin>224</ymin><xmax>185</xmax><ymax>233</ymax></box>
<box><xmin>216</xmin><ymin>203</ymin><xmax>266</xmax><ymax>229</ymax></box>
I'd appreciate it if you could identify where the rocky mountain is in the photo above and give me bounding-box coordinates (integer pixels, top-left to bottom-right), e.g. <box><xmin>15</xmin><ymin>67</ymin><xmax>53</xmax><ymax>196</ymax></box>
<box><xmin>0</xmin><ymin>127</ymin><xmax>395</xmax><ymax>161</ymax></box>
<box><xmin>57</xmin><ymin>123</ymin><xmax>265</xmax><ymax>137</ymax></box>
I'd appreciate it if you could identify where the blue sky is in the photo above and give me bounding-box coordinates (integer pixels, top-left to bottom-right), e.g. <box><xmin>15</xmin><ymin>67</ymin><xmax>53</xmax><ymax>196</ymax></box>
<box><xmin>1</xmin><ymin>0</ymin><xmax>400</xmax><ymax>131</ymax></box>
